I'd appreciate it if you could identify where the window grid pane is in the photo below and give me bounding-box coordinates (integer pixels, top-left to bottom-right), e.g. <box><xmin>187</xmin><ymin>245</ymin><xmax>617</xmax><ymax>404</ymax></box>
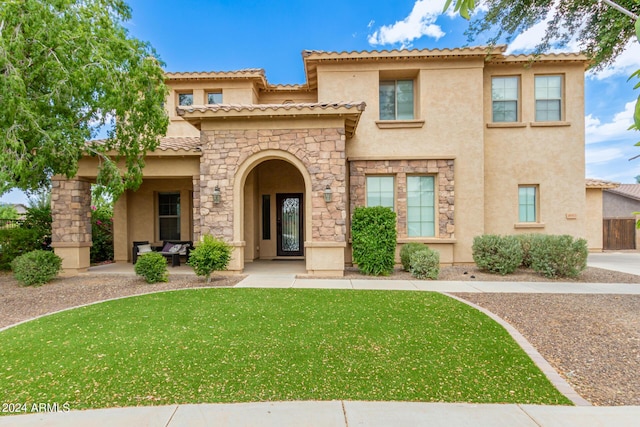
<box><xmin>366</xmin><ymin>176</ymin><xmax>394</xmax><ymax>209</ymax></box>
<box><xmin>535</xmin><ymin>76</ymin><xmax>562</xmax><ymax>121</ymax></box>
<box><xmin>492</xmin><ymin>77</ymin><xmax>519</xmax><ymax>122</ymax></box>
<box><xmin>518</xmin><ymin>186</ymin><xmax>537</xmax><ymax>222</ymax></box>
<box><xmin>407</xmin><ymin>176</ymin><xmax>435</xmax><ymax>237</ymax></box>
<box><xmin>159</xmin><ymin>193</ymin><xmax>181</xmax><ymax>240</ymax></box>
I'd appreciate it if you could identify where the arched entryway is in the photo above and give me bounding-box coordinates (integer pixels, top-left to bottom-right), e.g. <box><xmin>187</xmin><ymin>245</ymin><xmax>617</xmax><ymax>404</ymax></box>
<box><xmin>234</xmin><ymin>150</ymin><xmax>313</xmax><ymax>264</ymax></box>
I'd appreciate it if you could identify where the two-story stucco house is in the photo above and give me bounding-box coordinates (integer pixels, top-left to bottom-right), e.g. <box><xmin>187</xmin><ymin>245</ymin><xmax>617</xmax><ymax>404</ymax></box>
<box><xmin>51</xmin><ymin>46</ymin><xmax>609</xmax><ymax>276</ymax></box>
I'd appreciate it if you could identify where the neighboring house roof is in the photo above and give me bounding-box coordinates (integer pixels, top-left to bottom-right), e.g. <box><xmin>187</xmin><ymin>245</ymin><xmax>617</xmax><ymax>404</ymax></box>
<box><xmin>605</xmin><ymin>184</ymin><xmax>640</xmax><ymax>201</ymax></box>
<box><xmin>177</xmin><ymin>102</ymin><xmax>367</xmax><ymax>138</ymax></box>
<box><xmin>586</xmin><ymin>178</ymin><xmax>620</xmax><ymax>189</ymax></box>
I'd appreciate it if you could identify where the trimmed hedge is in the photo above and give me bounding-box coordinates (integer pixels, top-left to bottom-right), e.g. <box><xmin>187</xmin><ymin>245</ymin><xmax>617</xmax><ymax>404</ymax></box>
<box><xmin>409</xmin><ymin>248</ymin><xmax>440</xmax><ymax>280</ymax></box>
<box><xmin>134</xmin><ymin>252</ymin><xmax>168</xmax><ymax>284</ymax></box>
<box><xmin>188</xmin><ymin>235</ymin><xmax>232</xmax><ymax>283</ymax></box>
<box><xmin>472</xmin><ymin>235</ymin><xmax>523</xmax><ymax>275</ymax></box>
<box><xmin>351</xmin><ymin>206</ymin><xmax>397</xmax><ymax>276</ymax></box>
<box><xmin>11</xmin><ymin>250</ymin><xmax>62</xmax><ymax>286</ymax></box>
<box><xmin>530</xmin><ymin>234</ymin><xmax>588</xmax><ymax>278</ymax></box>
<box><xmin>400</xmin><ymin>242</ymin><xmax>426</xmax><ymax>272</ymax></box>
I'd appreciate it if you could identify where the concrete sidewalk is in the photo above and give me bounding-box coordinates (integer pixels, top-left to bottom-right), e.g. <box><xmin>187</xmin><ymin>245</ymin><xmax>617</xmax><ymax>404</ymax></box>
<box><xmin>2</xmin><ymin>401</ymin><xmax>639</xmax><ymax>427</ymax></box>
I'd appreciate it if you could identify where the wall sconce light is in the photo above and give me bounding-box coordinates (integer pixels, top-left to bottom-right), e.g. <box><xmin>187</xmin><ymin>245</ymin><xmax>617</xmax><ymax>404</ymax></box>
<box><xmin>324</xmin><ymin>185</ymin><xmax>332</xmax><ymax>203</ymax></box>
<box><xmin>213</xmin><ymin>185</ymin><xmax>221</xmax><ymax>204</ymax></box>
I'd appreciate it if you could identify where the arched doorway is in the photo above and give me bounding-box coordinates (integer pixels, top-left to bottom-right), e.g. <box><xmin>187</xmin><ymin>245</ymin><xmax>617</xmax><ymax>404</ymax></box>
<box><xmin>240</xmin><ymin>157</ymin><xmax>308</xmax><ymax>262</ymax></box>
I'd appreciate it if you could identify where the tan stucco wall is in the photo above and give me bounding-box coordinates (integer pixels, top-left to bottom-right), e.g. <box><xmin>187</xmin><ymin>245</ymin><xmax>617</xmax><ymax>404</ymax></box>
<box><xmin>586</xmin><ymin>188</ymin><xmax>604</xmax><ymax>251</ymax></box>
<box><xmin>483</xmin><ymin>63</ymin><xmax>586</xmax><ymax>241</ymax></box>
<box><xmin>316</xmin><ymin>59</ymin><xmax>486</xmax><ymax>263</ymax></box>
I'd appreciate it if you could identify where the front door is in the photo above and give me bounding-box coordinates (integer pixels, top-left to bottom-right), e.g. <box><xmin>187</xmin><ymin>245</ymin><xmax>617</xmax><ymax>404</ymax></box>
<box><xmin>276</xmin><ymin>193</ymin><xmax>303</xmax><ymax>256</ymax></box>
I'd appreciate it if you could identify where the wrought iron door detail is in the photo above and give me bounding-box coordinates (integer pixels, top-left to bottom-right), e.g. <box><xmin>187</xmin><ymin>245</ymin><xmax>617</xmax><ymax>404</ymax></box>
<box><xmin>276</xmin><ymin>193</ymin><xmax>303</xmax><ymax>256</ymax></box>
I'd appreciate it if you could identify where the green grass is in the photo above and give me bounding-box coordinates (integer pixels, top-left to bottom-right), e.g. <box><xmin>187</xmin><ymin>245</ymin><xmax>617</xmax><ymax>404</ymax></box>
<box><xmin>0</xmin><ymin>289</ymin><xmax>571</xmax><ymax>411</ymax></box>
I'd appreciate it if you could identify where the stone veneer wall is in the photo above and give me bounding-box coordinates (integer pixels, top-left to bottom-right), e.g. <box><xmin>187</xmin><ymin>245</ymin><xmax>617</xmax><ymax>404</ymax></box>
<box><xmin>198</xmin><ymin>128</ymin><xmax>347</xmax><ymax>243</ymax></box>
<box><xmin>51</xmin><ymin>177</ymin><xmax>92</xmax><ymax>244</ymax></box>
<box><xmin>349</xmin><ymin>159</ymin><xmax>455</xmax><ymax>238</ymax></box>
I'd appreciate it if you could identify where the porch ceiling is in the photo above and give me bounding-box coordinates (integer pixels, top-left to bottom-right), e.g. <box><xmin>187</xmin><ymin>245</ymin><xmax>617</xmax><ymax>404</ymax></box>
<box><xmin>176</xmin><ymin>101</ymin><xmax>366</xmax><ymax>139</ymax></box>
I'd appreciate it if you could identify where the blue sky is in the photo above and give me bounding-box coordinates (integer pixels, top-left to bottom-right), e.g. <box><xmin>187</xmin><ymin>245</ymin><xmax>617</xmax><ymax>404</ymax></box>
<box><xmin>3</xmin><ymin>0</ymin><xmax>640</xmax><ymax>204</ymax></box>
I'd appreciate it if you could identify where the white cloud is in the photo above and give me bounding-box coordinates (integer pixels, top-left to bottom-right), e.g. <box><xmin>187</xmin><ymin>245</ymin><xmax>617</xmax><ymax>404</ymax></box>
<box><xmin>585</xmin><ymin>146</ymin><xmax>625</xmax><ymax>165</ymax></box>
<box><xmin>589</xmin><ymin>41</ymin><xmax>640</xmax><ymax>80</ymax></box>
<box><xmin>585</xmin><ymin>100</ymin><xmax>636</xmax><ymax>145</ymax></box>
<box><xmin>368</xmin><ymin>0</ymin><xmax>448</xmax><ymax>47</ymax></box>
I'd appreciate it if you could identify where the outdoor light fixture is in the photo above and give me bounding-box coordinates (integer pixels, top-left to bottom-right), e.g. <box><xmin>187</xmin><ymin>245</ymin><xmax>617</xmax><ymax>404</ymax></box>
<box><xmin>324</xmin><ymin>185</ymin><xmax>332</xmax><ymax>203</ymax></box>
<box><xmin>213</xmin><ymin>185</ymin><xmax>221</xmax><ymax>204</ymax></box>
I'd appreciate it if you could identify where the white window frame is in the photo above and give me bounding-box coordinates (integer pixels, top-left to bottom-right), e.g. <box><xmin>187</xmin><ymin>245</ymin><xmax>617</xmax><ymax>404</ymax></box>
<box><xmin>491</xmin><ymin>76</ymin><xmax>519</xmax><ymax>122</ymax></box>
<box><xmin>535</xmin><ymin>75</ymin><xmax>563</xmax><ymax>121</ymax></box>
<box><xmin>366</xmin><ymin>176</ymin><xmax>395</xmax><ymax>210</ymax></box>
<box><xmin>518</xmin><ymin>185</ymin><xmax>538</xmax><ymax>223</ymax></box>
<box><xmin>177</xmin><ymin>92</ymin><xmax>193</xmax><ymax>107</ymax></box>
<box><xmin>207</xmin><ymin>92</ymin><xmax>222</xmax><ymax>104</ymax></box>
<box><xmin>379</xmin><ymin>80</ymin><xmax>414</xmax><ymax>120</ymax></box>
<box><xmin>407</xmin><ymin>175</ymin><xmax>436</xmax><ymax>237</ymax></box>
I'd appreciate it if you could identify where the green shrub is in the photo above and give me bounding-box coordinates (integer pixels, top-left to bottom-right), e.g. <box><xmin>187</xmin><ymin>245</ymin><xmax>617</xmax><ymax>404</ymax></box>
<box><xmin>472</xmin><ymin>235</ymin><xmax>523</xmax><ymax>275</ymax></box>
<box><xmin>400</xmin><ymin>242</ymin><xmax>426</xmax><ymax>271</ymax></box>
<box><xmin>188</xmin><ymin>235</ymin><xmax>232</xmax><ymax>283</ymax></box>
<box><xmin>134</xmin><ymin>252</ymin><xmax>168</xmax><ymax>284</ymax></box>
<box><xmin>409</xmin><ymin>247</ymin><xmax>440</xmax><ymax>280</ymax></box>
<box><xmin>351</xmin><ymin>206</ymin><xmax>397</xmax><ymax>276</ymax></box>
<box><xmin>0</xmin><ymin>227</ymin><xmax>44</xmax><ymax>270</ymax></box>
<box><xmin>11</xmin><ymin>250</ymin><xmax>62</xmax><ymax>286</ymax></box>
<box><xmin>514</xmin><ymin>234</ymin><xmax>543</xmax><ymax>268</ymax></box>
<box><xmin>530</xmin><ymin>234</ymin><xmax>588</xmax><ymax>278</ymax></box>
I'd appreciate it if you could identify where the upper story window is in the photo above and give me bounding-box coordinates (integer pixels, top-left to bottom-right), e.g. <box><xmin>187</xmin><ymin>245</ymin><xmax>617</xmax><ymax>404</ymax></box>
<box><xmin>535</xmin><ymin>75</ymin><xmax>562</xmax><ymax>121</ymax></box>
<box><xmin>178</xmin><ymin>93</ymin><xmax>193</xmax><ymax>106</ymax></box>
<box><xmin>491</xmin><ymin>76</ymin><xmax>519</xmax><ymax>122</ymax></box>
<box><xmin>207</xmin><ymin>92</ymin><xmax>222</xmax><ymax>104</ymax></box>
<box><xmin>379</xmin><ymin>80</ymin><xmax>414</xmax><ymax>120</ymax></box>
<box><xmin>366</xmin><ymin>176</ymin><xmax>395</xmax><ymax>210</ymax></box>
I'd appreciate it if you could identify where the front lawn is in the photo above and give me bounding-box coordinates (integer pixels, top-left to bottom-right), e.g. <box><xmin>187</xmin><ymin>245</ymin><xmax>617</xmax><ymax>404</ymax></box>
<box><xmin>0</xmin><ymin>289</ymin><xmax>571</xmax><ymax>411</ymax></box>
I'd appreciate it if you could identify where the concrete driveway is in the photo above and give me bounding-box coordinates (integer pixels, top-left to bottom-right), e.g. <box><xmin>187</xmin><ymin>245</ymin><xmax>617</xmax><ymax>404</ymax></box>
<box><xmin>588</xmin><ymin>251</ymin><xmax>640</xmax><ymax>276</ymax></box>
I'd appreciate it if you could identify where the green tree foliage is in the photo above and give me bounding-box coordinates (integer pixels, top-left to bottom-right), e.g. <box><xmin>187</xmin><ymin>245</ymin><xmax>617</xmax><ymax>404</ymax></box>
<box><xmin>0</xmin><ymin>204</ymin><xmax>18</xmax><ymax>219</ymax></box>
<box><xmin>0</xmin><ymin>0</ymin><xmax>169</xmax><ymax>199</ymax></box>
<box><xmin>351</xmin><ymin>206</ymin><xmax>397</xmax><ymax>276</ymax></box>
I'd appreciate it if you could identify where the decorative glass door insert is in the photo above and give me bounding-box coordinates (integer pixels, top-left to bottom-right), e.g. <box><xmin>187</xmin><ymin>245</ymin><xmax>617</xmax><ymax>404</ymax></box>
<box><xmin>276</xmin><ymin>193</ymin><xmax>303</xmax><ymax>256</ymax></box>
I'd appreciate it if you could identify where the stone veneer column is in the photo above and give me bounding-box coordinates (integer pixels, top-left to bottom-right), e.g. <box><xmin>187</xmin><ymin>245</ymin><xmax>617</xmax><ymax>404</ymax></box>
<box><xmin>50</xmin><ymin>176</ymin><xmax>92</xmax><ymax>275</ymax></box>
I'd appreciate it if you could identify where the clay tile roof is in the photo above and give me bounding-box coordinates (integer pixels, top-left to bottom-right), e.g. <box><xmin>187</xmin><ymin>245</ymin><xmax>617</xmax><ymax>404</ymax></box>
<box><xmin>605</xmin><ymin>183</ymin><xmax>640</xmax><ymax>200</ymax></box>
<box><xmin>87</xmin><ymin>137</ymin><xmax>201</xmax><ymax>153</ymax></box>
<box><xmin>164</xmin><ymin>69</ymin><xmax>266</xmax><ymax>79</ymax></box>
<box><xmin>177</xmin><ymin>101</ymin><xmax>366</xmax><ymax>114</ymax></box>
<box><xmin>302</xmin><ymin>46</ymin><xmax>506</xmax><ymax>60</ymax></box>
<box><xmin>156</xmin><ymin>136</ymin><xmax>201</xmax><ymax>152</ymax></box>
<box><xmin>585</xmin><ymin>178</ymin><xmax>620</xmax><ymax>189</ymax></box>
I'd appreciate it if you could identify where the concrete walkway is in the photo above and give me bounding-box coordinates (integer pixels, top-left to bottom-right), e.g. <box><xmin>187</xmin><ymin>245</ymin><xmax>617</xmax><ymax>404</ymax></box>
<box><xmin>2</xmin><ymin>401</ymin><xmax>639</xmax><ymax>427</ymax></box>
<box><xmin>5</xmin><ymin>256</ymin><xmax>637</xmax><ymax>426</ymax></box>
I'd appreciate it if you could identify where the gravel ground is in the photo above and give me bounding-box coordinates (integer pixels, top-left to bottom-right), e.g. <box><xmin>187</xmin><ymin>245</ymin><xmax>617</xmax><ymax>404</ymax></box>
<box><xmin>1</xmin><ymin>265</ymin><xmax>639</xmax><ymax>406</ymax></box>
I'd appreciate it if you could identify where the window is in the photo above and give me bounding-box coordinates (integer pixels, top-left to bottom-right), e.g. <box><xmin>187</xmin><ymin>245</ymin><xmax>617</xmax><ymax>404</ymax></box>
<box><xmin>207</xmin><ymin>92</ymin><xmax>222</xmax><ymax>104</ymax></box>
<box><xmin>379</xmin><ymin>80</ymin><xmax>414</xmax><ymax>120</ymax></box>
<box><xmin>407</xmin><ymin>176</ymin><xmax>435</xmax><ymax>237</ymax></box>
<box><xmin>262</xmin><ymin>195</ymin><xmax>271</xmax><ymax>240</ymax></box>
<box><xmin>366</xmin><ymin>176</ymin><xmax>395</xmax><ymax>209</ymax></box>
<box><xmin>178</xmin><ymin>93</ymin><xmax>193</xmax><ymax>106</ymax></box>
<box><xmin>535</xmin><ymin>76</ymin><xmax>562</xmax><ymax>121</ymax></box>
<box><xmin>518</xmin><ymin>186</ymin><xmax>538</xmax><ymax>222</ymax></box>
<box><xmin>159</xmin><ymin>193</ymin><xmax>180</xmax><ymax>240</ymax></box>
<box><xmin>491</xmin><ymin>76</ymin><xmax>519</xmax><ymax>122</ymax></box>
